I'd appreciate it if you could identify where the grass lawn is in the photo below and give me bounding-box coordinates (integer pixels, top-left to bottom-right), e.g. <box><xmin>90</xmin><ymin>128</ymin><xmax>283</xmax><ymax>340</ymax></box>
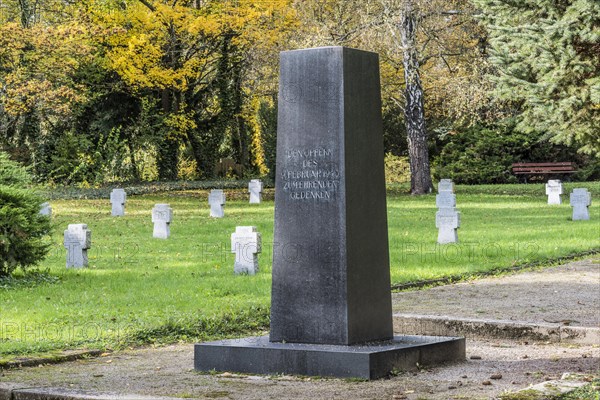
<box><xmin>1</xmin><ymin>182</ymin><xmax>598</xmax><ymax>359</ymax></box>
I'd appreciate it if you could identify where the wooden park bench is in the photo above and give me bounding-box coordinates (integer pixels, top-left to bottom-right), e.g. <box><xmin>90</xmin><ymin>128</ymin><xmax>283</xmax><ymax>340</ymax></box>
<box><xmin>511</xmin><ymin>162</ymin><xmax>577</xmax><ymax>182</ymax></box>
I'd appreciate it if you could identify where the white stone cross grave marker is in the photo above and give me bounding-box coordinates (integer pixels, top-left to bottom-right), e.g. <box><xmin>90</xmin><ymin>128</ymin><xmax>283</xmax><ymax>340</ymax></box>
<box><xmin>248</xmin><ymin>179</ymin><xmax>263</xmax><ymax>204</ymax></box>
<box><xmin>152</xmin><ymin>204</ymin><xmax>173</xmax><ymax>239</ymax></box>
<box><xmin>570</xmin><ymin>188</ymin><xmax>591</xmax><ymax>221</ymax></box>
<box><xmin>110</xmin><ymin>189</ymin><xmax>127</xmax><ymax>216</ymax></box>
<box><xmin>437</xmin><ymin>179</ymin><xmax>456</xmax><ymax>209</ymax></box>
<box><xmin>209</xmin><ymin>189</ymin><xmax>226</xmax><ymax>218</ymax></box>
<box><xmin>64</xmin><ymin>224</ymin><xmax>91</xmax><ymax>268</ymax></box>
<box><xmin>436</xmin><ymin>192</ymin><xmax>456</xmax><ymax>209</ymax></box>
<box><xmin>545</xmin><ymin>180</ymin><xmax>563</xmax><ymax>205</ymax></box>
<box><xmin>435</xmin><ymin>179</ymin><xmax>459</xmax><ymax>243</ymax></box>
<box><xmin>231</xmin><ymin>226</ymin><xmax>262</xmax><ymax>275</ymax></box>
<box><xmin>438</xmin><ymin>179</ymin><xmax>454</xmax><ymax>193</ymax></box>
<box><xmin>40</xmin><ymin>202</ymin><xmax>52</xmax><ymax>217</ymax></box>
<box><xmin>436</xmin><ymin>208</ymin><xmax>460</xmax><ymax>244</ymax></box>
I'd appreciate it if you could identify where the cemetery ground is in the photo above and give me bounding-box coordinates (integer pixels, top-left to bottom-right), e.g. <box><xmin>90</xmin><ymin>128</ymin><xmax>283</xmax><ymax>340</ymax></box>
<box><xmin>1</xmin><ymin>182</ymin><xmax>599</xmax><ymax>360</ymax></box>
<box><xmin>0</xmin><ymin>182</ymin><xmax>598</xmax><ymax>397</ymax></box>
<box><xmin>1</xmin><ymin>259</ymin><xmax>598</xmax><ymax>399</ymax></box>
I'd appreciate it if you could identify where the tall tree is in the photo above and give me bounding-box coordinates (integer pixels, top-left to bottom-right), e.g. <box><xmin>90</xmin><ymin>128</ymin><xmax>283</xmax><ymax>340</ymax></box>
<box><xmin>474</xmin><ymin>0</ymin><xmax>600</xmax><ymax>156</ymax></box>
<box><xmin>0</xmin><ymin>3</ymin><xmax>93</xmax><ymax>173</ymax></box>
<box><xmin>293</xmin><ymin>0</ymin><xmax>485</xmax><ymax>194</ymax></box>
<box><xmin>399</xmin><ymin>0</ymin><xmax>432</xmax><ymax>194</ymax></box>
<box><xmin>90</xmin><ymin>0</ymin><xmax>294</xmax><ymax>179</ymax></box>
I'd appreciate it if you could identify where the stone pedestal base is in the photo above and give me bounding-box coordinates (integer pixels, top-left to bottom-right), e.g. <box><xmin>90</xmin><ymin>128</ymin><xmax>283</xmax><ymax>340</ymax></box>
<box><xmin>547</xmin><ymin>194</ymin><xmax>561</xmax><ymax>205</ymax></box>
<box><xmin>437</xmin><ymin>227</ymin><xmax>458</xmax><ymax>244</ymax></box>
<box><xmin>194</xmin><ymin>335</ymin><xmax>465</xmax><ymax>380</ymax></box>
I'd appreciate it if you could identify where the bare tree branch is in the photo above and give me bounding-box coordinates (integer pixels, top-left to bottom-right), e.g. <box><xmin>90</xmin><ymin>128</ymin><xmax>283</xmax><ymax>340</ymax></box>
<box><xmin>137</xmin><ymin>0</ymin><xmax>155</xmax><ymax>12</ymax></box>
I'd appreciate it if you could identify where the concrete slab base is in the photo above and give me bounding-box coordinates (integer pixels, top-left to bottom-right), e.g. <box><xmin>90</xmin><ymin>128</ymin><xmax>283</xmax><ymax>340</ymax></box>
<box><xmin>194</xmin><ymin>335</ymin><xmax>466</xmax><ymax>380</ymax></box>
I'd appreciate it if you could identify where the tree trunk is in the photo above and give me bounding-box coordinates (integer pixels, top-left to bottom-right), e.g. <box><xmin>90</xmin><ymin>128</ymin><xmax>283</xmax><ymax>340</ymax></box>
<box><xmin>186</xmin><ymin>116</ymin><xmax>220</xmax><ymax>178</ymax></box>
<box><xmin>156</xmin><ymin>21</ymin><xmax>184</xmax><ymax>181</ymax></box>
<box><xmin>157</xmin><ymin>89</ymin><xmax>179</xmax><ymax>181</ymax></box>
<box><xmin>18</xmin><ymin>0</ymin><xmax>32</xmax><ymax>27</ymax></box>
<box><xmin>156</xmin><ymin>135</ymin><xmax>179</xmax><ymax>180</ymax></box>
<box><xmin>232</xmin><ymin>64</ymin><xmax>248</xmax><ymax>173</ymax></box>
<box><xmin>127</xmin><ymin>134</ymin><xmax>140</xmax><ymax>182</ymax></box>
<box><xmin>218</xmin><ymin>36</ymin><xmax>248</xmax><ymax>174</ymax></box>
<box><xmin>401</xmin><ymin>1</ymin><xmax>433</xmax><ymax>195</ymax></box>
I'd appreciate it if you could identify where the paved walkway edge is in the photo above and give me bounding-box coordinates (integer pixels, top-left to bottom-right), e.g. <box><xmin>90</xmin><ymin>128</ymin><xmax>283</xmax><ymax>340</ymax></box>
<box><xmin>0</xmin><ymin>351</ymin><xmax>103</xmax><ymax>371</ymax></box>
<box><xmin>0</xmin><ymin>384</ymin><xmax>183</xmax><ymax>400</ymax></box>
<box><xmin>393</xmin><ymin>313</ymin><xmax>600</xmax><ymax>344</ymax></box>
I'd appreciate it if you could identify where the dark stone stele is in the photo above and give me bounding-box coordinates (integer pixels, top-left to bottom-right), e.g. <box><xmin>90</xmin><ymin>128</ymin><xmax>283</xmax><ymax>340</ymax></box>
<box><xmin>194</xmin><ymin>46</ymin><xmax>465</xmax><ymax>379</ymax></box>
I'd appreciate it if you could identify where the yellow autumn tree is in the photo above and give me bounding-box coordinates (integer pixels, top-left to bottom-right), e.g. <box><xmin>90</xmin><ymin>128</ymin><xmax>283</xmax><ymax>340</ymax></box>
<box><xmin>85</xmin><ymin>0</ymin><xmax>296</xmax><ymax>179</ymax></box>
<box><xmin>0</xmin><ymin>22</ymin><xmax>92</xmax><ymax>118</ymax></box>
<box><xmin>0</xmin><ymin>1</ymin><xmax>95</xmax><ymax>171</ymax></box>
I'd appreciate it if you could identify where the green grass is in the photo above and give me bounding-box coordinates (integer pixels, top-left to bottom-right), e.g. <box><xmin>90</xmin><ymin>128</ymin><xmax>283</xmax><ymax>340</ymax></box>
<box><xmin>1</xmin><ymin>183</ymin><xmax>599</xmax><ymax>358</ymax></box>
<box><xmin>499</xmin><ymin>378</ymin><xmax>600</xmax><ymax>400</ymax></box>
<box><xmin>560</xmin><ymin>379</ymin><xmax>600</xmax><ymax>399</ymax></box>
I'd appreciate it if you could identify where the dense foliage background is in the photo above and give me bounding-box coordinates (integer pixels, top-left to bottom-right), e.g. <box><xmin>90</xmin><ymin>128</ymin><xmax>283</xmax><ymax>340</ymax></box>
<box><xmin>0</xmin><ymin>0</ymin><xmax>598</xmax><ymax>186</ymax></box>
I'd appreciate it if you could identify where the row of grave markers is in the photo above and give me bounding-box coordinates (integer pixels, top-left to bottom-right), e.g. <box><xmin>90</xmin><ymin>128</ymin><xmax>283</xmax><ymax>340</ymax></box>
<box><xmin>47</xmin><ymin>180</ymin><xmax>591</xmax><ymax>224</ymax></box>
<box><xmin>546</xmin><ymin>180</ymin><xmax>592</xmax><ymax>220</ymax></box>
<box><xmin>154</xmin><ymin>205</ymin><xmax>262</xmax><ymax>274</ymax></box>
<box><xmin>38</xmin><ymin>180</ymin><xmax>263</xmax><ymax>220</ymax></box>
<box><xmin>106</xmin><ymin>180</ymin><xmax>264</xmax><ymax>218</ymax></box>
<box><xmin>62</xmin><ymin>222</ymin><xmax>262</xmax><ymax>274</ymax></box>
<box><xmin>435</xmin><ymin>179</ymin><xmax>593</xmax><ymax>245</ymax></box>
<box><xmin>48</xmin><ymin>179</ymin><xmax>593</xmax><ymax>269</ymax></box>
<box><xmin>49</xmin><ymin>180</ymin><xmax>262</xmax><ymax>270</ymax></box>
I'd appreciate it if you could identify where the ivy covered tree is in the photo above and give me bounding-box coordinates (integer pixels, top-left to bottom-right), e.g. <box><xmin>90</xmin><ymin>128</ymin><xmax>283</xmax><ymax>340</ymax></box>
<box><xmin>89</xmin><ymin>0</ymin><xmax>295</xmax><ymax>180</ymax></box>
<box><xmin>474</xmin><ymin>0</ymin><xmax>600</xmax><ymax>156</ymax></box>
<box><xmin>0</xmin><ymin>0</ymin><xmax>295</xmax><ymax>183</ymax></box>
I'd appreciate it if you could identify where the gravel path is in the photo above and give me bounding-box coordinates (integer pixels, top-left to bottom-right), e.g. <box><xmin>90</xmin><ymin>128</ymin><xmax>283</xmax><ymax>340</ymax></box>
<box><xmin>1</xmin><ymin>340</ymin><xmax>598</xmax><ymax>399</ymax></box>
<box><xmin>393</xmin><ymin>258</ymin><xmax>600</xmax><ymax>327</ymax></box>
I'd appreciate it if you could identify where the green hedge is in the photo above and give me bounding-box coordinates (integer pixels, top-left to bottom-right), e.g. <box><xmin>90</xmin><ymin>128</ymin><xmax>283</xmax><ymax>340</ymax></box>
<box><xmin>433</xmin><ymin>121</ymin><xmax>593</xmax><ymax>184</ymax></box>
<box><xmin>0</xmin><ymin>153</ymin><xmax>52</xmax><ymax>277</ymax></box>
